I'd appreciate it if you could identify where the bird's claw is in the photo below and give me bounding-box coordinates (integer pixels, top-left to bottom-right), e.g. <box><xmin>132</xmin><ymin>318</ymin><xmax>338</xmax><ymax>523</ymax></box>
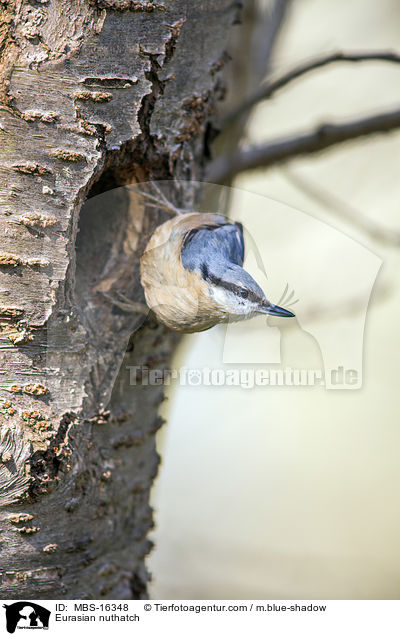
<box><xmin>100</xmin><ymin>291</ymin><xmax>149</xmax><ymax>315</ymax></box>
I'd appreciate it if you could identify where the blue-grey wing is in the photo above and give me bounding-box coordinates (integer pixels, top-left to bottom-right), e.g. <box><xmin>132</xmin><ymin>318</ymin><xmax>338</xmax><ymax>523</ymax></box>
<box><xmin>181</xmin><ymin>221</ymin><xmax>245</xmax><ymax>273</ymax></box>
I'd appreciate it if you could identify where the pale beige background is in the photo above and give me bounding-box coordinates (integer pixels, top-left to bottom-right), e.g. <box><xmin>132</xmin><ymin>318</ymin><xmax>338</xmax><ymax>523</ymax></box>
<box><xmin>148</xmin><ymin>0</ymin><xmax>400</xmax><ymax>599</ymax></box>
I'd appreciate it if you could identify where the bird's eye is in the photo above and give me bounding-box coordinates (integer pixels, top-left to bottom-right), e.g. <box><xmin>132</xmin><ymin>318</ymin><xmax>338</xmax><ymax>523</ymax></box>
<box><xmin>240</xmin><ymin>289</ymin><xmax>248</xmax><ymax>299</ymax></box>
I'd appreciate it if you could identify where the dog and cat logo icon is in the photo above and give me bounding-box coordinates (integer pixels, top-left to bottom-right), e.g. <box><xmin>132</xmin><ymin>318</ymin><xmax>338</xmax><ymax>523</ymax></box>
<box><xmin>2</xmin><ymin>603</ymin><xmax>50</xmax><ymax>633</ymax></box>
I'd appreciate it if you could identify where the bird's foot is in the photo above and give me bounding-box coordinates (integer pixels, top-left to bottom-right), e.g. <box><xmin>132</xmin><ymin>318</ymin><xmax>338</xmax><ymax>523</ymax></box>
<box><xmin>101</xmin><ymin>291</ymin><xmax>149</xmax><ymax>315</ymax></box>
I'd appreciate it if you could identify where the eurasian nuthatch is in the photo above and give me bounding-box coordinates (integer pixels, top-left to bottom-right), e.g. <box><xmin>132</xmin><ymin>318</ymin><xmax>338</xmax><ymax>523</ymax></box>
<box><xmin>140</xmin><ymin>211</ymin><xmax>295</xmax><ymax>333</ymax></box>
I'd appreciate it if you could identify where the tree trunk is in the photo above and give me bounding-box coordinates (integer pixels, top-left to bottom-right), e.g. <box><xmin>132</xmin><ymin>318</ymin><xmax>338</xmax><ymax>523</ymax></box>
<box><xmin>0</xmin><ymin>0</ymin><xmax>238</xmax><ymax>599</ymax></box>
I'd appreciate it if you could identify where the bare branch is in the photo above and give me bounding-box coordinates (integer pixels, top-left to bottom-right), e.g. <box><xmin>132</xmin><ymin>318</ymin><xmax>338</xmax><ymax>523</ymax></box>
<box><xmin>254</xmin><ymin>0</ymin><xmax>292</xmax><ymax>82</ymax></box>
<box><xmin>208</xmin><ymin>106</ymin><xmax>400</xmax><ymax>183</ymax></box>
<box><xmin>223</xmin><ymin>50</ymin><xmax>400</xmax><ymax>127</ymax></box>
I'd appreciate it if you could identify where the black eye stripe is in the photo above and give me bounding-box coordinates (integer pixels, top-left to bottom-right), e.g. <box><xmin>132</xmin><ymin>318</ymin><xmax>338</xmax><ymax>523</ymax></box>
<box><xmin>207</xmin><ymin>273</ymin><xmax>262</xmax><ymax>304</ymax></box>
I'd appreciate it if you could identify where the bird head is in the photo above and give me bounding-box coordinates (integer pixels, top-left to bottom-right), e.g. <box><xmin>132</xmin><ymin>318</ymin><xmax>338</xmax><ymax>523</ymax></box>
<box><xmin>201</xmin><ymin>262</ymin><xmax>295</xmax><ymax>322</ymax></box>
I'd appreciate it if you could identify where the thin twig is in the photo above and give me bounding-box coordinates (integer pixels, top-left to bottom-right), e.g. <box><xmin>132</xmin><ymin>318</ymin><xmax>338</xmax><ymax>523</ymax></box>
<box><xmin>208</xmin><ymin>106</ymin><xmax>400</xmax><ymax>183</ymax></box>
<box><xmin>223</xmin><ymin>50</ymin><xmax>400</xmax><ymax>127</ymax></box>
<box><xmin>128</xmin><ymin>185</ymin><xmax>185</xmax><ymax>216</ymax></box>
<box><xmin>148</xmin><ymin>180</ymin><xmax>182</xmax><ymax>215</ymax></box>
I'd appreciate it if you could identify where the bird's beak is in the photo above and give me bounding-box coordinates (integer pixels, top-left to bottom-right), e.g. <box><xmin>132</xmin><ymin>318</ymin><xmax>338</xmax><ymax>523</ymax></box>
<box><xmin>258</xmin><ymin>302</ymin><xmax>295</xmax><ymax>318</ymax></box>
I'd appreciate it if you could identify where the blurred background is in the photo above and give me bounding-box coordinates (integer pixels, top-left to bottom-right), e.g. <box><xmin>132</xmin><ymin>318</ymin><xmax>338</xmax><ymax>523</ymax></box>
<box><xmin>147</xmin><ymin>0</ymin><xmax>400</xmax><ymax>598</ymax></box>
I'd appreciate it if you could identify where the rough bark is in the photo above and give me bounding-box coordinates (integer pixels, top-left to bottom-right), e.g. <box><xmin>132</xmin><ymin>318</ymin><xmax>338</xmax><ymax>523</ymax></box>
<box><xmin>0</xmin><ymin>0</ymin><xmax>237</xmax><ymax>599</ymax></box>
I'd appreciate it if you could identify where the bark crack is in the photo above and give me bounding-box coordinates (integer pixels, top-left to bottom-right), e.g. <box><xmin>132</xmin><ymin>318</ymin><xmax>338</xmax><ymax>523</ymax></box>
<box><xmin>87</xmin><ymin>17</ymin><xmax>185</xmax><ymax>195</ymax></box>
<box><xmin>28</xmin><ymin>412</ymin><xmax>77</xmax><ymax>501</ymax></box>
<box><xmin>90</xmin><ymin>1</ymin><xmax>165</xmax><ymax>12</ymax></box>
